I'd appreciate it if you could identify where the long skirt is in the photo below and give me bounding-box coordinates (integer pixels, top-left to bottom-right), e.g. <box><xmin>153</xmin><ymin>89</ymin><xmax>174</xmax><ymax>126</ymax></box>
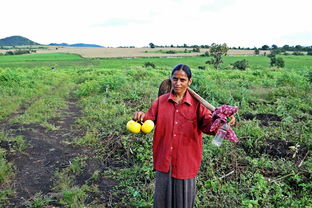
<box><xmin>154</xmin><ymin>170</ymin><xmax>196</xmax><ymax>208</ymax></box>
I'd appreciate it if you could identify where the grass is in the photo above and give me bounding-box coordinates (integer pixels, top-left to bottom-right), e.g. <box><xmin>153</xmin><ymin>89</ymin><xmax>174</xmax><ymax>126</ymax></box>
<box><xmin>0</xmin><ymin>52</ymin><xmax>311</xmax><ymax>207</ymax></box>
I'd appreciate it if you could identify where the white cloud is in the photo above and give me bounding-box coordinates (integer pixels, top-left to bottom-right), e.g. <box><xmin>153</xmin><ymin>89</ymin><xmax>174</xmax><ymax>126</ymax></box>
<box><xmin>1</xmin><ymin>0</ymin><xmax>311</xmax><ymax>47</ymax></box>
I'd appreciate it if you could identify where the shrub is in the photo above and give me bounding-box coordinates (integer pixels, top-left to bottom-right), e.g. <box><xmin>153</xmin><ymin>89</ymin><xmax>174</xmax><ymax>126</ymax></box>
<box><xmin>200</xmin><ymin>51</ymin><xmax>210</xmax><ymax>57</ymax></box>
<box><xmin>307</xmin><ymin>50</ymin><xmax>312</xmax><ymax>56</ymax></box>
<box><xmin>307</xmin><ymin>71</ymin><xmax>312</xmax><ymax>83</ymax></box>
<box><xmin>275</xmin><ymin>57</ymin><xmax>285</xmax><ymax>68</ymax></box>
<box><xmin>231</xmin><ymin>59</ymin><xmax>249</xmax><ymax>70</ymax></box>
<box><xmin>5</xmin><ymin>51</ymin><xmax>14</xmax><ymax>56</ymax></box>
<box><xmin>192</xmin><ymin>47</ymin><xmax>200</xmax><ymax>52</ymax></box>
<box><xmin>268</xmin><ymin>54</ymin><xmax>285</xmax><ymax>68</ymax></box>
<box><xmin>144</xmin><ymin>62</ymin><xmax>156</xmax><ymax>68</ymax></box>
<box><xmin>14</xmin><ymin>50</ymin><xmax>30</xmax><ymax>55</ymax></box>
<box><xmin>198</xmin><ymin>66</ymin><xmax>206</xmax><ymax>70</ymax></box>
<box><xmin>166</xmin><ymin>50</ymin><xmax>176</xmax><ymax>54</ymax></box>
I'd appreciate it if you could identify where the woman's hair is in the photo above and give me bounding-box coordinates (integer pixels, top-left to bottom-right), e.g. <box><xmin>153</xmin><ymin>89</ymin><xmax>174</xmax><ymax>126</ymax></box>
<box><xmin>171</xmin><ymin>64</ymin><xmax>192</xmax><ymax>79</ymax></box>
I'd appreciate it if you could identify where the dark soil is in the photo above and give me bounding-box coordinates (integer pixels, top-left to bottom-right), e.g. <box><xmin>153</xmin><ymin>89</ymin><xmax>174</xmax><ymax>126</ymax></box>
<box><xmin>0</xmin><ymin>96</ymin><xmax>118</xmax><ymax>207</ymax></box>
<box><xmin>260</xmin><ymin>139</ymin><xmax>309</xmax><ymax>162</ymax></box>
<box><xmin>241</xmin><ymin>113</ymin><xmax>282</xmax><ymax>126</ymax></box>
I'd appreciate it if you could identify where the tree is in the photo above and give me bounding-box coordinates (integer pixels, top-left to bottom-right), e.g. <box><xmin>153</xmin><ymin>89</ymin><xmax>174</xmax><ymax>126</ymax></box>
<box><xmin>149</xmin><ymin>43</ymin><xmax>155</xmax><ymax>48</ymax></box>
<box><xmin>268</xmin><ymin>53</ymin><xmax>285</xmax><ymax>68</ymax></box>
<box><xmin>295</xmin><ymin>45</ymin><xmax>303</xmax><ymax>51</ymax></box>
<box><xmin>282</xmin><ymin>45</ymin><xmax>290</xmax><ymax>51</ymax></box>
<box><xmin>271</xmin><ymin>44</ymin><xmax>278</xmax><ymax>50</ymax></box>
<box><xmin>205</xmin><ymin>43</ymin><xmax>228</xmax><ymax>69</ymax></box>
<box><xmin>261</xmin><ymin>45</ymin><xmax>270</xmax><ymax>50</ymax></box>
<box><xmin>254</xmin><ymin>49</ymin><xmax>260</xmax><ymax>55</ymax></box>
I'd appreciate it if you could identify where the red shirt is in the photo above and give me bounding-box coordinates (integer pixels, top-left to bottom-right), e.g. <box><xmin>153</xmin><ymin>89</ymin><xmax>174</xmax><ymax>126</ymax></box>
<box><xmin>144</xmin><ymin>91</ymin><xmax>215</xmax><ymax>179</ymax></box>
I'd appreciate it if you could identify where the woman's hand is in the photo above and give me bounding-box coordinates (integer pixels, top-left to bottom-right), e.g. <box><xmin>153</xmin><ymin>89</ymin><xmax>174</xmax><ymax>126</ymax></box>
<box><xmin>228</xmin><ymin>115</ymin><xmax>236</xmax><ymax>126</ymax></box>
<box><xmin>133</xmin><ymin>112</ymin><xmax>146</xmax><ymax>122</ymax></box>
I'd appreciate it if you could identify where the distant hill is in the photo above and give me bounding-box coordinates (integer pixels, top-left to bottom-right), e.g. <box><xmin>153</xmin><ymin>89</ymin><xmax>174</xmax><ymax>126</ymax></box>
<box><xmin>0</xmin><ymin>36</ymin><xmax>40</xmax><ymax>46</ymax></box>
<box><xmin>49</xmin><ymin>43</ymin><xmax>103</xmax><ymax>47</ymax></box>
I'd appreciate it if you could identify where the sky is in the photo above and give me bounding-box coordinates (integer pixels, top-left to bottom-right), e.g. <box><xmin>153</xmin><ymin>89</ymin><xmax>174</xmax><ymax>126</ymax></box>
<box><xmin>1</xmin><ymin>0</ymin><xmax>311</xmax><ymax>48</ymax></box>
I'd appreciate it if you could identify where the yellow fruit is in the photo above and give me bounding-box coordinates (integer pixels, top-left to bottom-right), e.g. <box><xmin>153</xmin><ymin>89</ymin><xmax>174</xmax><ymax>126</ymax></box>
<box><xmin>126</xmin><ymin>120</ymin><xmax>141</xmax><ymax>134</ymax></box>
<box><xmin>141</xmin><ymin>120</ymin><xmax>154</xmax><ymax>133</ymax></box>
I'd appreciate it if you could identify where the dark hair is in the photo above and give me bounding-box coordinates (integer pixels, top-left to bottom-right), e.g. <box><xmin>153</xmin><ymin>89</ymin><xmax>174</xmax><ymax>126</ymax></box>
<box><xmin>171</xmin><ymin>64</ymin><xmax>192</xmax><ymax>79</ymax></box>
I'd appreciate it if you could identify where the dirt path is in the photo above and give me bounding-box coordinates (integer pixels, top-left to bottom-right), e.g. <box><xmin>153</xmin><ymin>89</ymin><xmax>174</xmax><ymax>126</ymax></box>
<box><xmin>0</xmin><ymin>95</ymin><xmax>94</xmax><ymax>207</ymax></box>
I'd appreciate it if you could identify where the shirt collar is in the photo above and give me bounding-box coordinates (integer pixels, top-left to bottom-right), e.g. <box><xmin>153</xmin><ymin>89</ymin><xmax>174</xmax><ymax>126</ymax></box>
<box><xmin>168</xmin><ymin>90</ymin><xmax>193</xmax><ymax>106</ymax></box>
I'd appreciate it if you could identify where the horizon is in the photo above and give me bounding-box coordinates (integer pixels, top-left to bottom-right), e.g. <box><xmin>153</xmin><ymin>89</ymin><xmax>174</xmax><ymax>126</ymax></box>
<box><xmin>1</xmin><ymin>0</ymin><xmax>311</xmax><ymax>48</ymax></box>
<box><xmin>1</xmin><ymin>35</ymin><xmax>311</xmax><ymax>49</ymax></box>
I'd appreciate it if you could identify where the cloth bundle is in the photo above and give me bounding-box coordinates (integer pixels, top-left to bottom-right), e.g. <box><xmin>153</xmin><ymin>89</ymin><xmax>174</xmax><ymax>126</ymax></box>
<box><xmin>210</xmin><ymin>105</ymin><xmax>239</xmax><ymax>143</ymax></box>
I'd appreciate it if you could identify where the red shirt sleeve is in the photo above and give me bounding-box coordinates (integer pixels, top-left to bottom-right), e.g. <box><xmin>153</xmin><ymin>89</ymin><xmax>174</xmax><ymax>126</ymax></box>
<box><xmin>197</xmin><ymin>104</ymin><xmax>217</xmax><ymax>135</ymax></box>
<box><xmin>144</xmin><ymin>98</ymin><xmax>158</xmax><ymax>123</ymax></box>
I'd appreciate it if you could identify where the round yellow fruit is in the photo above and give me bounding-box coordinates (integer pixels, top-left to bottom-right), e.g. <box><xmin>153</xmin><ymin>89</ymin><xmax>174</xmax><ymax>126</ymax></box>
<box><xmin>141</xmin><ymin>120</ymin><xmax>154</xmax><ymax>133</ymax></box>
<box><xmin>126</xmin><ymin>120</ymin><xmax>141</xmax><ymax>134</ymax></box>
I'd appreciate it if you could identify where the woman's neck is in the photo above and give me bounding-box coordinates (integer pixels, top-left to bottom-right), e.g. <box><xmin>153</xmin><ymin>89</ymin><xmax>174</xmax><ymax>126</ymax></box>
<box><xmin>173</xmin><ymin>90</ymin><xmax>186</xmax><ymax>103</ymax></box>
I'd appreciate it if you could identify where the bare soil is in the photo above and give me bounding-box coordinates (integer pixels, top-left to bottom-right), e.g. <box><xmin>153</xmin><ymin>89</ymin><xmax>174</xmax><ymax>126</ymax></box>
<box><xmin>241</xmin><ymin>113</ymin><xmax>282</xmax><ymax>126</ymax></box>
<box><xmin>0</xmin><ymin>96</ymin><xmax>118</xmax><ymax>207</ymax></box>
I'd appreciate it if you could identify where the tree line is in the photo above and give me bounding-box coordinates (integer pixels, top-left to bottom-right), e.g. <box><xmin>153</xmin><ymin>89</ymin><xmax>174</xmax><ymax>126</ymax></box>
<box><xmin>148</xmin><ymin>43</ymin><xmax>312</xmax><ymax>52</ymax></box>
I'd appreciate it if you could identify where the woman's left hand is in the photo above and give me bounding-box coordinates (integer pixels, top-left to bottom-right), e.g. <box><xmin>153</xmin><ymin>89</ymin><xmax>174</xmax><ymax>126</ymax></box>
<box><xmin>228</xmin><ymin>115</ymin><xmax>236</xmax><ymax>126</ymax></box>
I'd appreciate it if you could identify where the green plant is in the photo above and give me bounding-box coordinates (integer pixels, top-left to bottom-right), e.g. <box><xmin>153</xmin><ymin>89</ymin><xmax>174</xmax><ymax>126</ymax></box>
<box><xmin>206</xmin><ymin>43</ymin><xmax>229</xmax><ymax>69</ymax></box>
<box><xmin>0</xmin><ymin>149</ymin><xmax>13</xmax><ymax>184</ymax></box>
<box><xmin>232</xmin><ymin>59</ymin><xmax>249</xmax><ymax>70</ymax></box>
<box><xmin>26</xmin><ymin>193</ymin><xmax>53</xmax><ymax>208</ymax></box>
<box><xmin>144</xmin><ymin>62</ymin><xmax>156</xmax><ymax>68</ymax></box>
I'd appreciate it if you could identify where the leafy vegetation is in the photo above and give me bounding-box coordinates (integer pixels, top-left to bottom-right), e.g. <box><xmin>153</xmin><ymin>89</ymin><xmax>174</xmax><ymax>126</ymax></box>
<box><xmin>0</xmin><ymin>53</ymin><xmax>311</xmax><ymax>207</ymax></box>
<box><xmin>206</xmin><ymin>43</ymin><xmax>229</xmax><ymax>69</ymax></box>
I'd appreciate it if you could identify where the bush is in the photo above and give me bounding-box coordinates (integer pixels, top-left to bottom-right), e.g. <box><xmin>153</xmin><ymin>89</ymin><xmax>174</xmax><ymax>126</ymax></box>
<box><xmin>198</xmin><ymin>66</ymin><xmax>206</xmax><ymax>70</ymax></box>
<box><xmin>5</xmin><ymin>51</ymin><xmax>14</xmax><ymax>56</ymax></box>
<box><xmin>200</xmin><ymin>51</ymin><xmax>210</xmax><ymax>57</ymax></box>
<box><xmin>144</xmin><ymin>62</ymin><xmax>156</xmax><ymax>68</ymax></box>
<box><xmin>306</xmin><ymin>71</ymin><xmax>312</xmax><ymax>83</ymax></box>
<box><xmin>14</xmin><ymin>50</ymin><xmax>30</xmax><ymax>55</ymax></box>
<box><xmin>166</xmin><ymin>50</ymin><xmax>176</xmax><ymax>54</ymax></box>
<box><xmin>268</xmin><ymin>54</ymin><xmax>285</xmax><ymax>68</ymax></box>
<box><xmin>231</xmin><ymin>59</ymin><xmax>249</xmax><ymax>70</ymax></box>
<box><xmin>192</xmin><ymin>47</ymin><xmax>200</xmax><ymax>52</ymax></box>
<box><xmin>307</xmin><ymin>50</ymin><xmax>312</xmax><ymax>56</ymax></box>
<box><xmin>275</xmin><ymin>57</ymin><xmax>285</xmax><ymax>68</ymax></box>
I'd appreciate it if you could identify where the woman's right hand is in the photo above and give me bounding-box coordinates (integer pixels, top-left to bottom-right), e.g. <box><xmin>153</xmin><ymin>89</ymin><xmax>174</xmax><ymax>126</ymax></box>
<box><xmin>133</xmin><ymin>112</ymin><xmax>145</xmax><ymax>122</ymax></box>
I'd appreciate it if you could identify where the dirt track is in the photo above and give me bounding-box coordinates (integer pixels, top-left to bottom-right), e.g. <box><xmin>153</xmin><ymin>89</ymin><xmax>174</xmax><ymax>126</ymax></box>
<box><xmin>0</xmin><ymin>93</ymin><xmax>118</xmax><ymax>207</ymax></box>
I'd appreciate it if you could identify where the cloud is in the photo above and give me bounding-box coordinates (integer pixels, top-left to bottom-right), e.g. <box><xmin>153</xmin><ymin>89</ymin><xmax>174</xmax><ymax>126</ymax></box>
<box><xmin>1</xmin><ymin>0</ymin><xmax>311</xmax><ymax>47</ymax></box>
<box><xmin>94</xmin><ymin>18</ymin><xmax>149</xmax><ymax>28</ymax></box>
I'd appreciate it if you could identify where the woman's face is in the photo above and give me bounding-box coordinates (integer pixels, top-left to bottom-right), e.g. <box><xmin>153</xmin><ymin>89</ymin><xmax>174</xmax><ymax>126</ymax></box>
<box><xmin>171</xmin><ymin>70</ymin><xmax>192</xmax><ymax>95</ymax></box>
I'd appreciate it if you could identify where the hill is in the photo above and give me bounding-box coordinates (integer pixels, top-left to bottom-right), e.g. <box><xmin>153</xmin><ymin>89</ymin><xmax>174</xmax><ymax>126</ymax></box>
<box><xmin>49</xmin><ymin>43</ymin><xmax>103</xmax><ymax>47</ymax></box>
<box><xmin>0</xmin><ymin>36</ymin><xmax>40</xmax><ymax>46</ymax></box>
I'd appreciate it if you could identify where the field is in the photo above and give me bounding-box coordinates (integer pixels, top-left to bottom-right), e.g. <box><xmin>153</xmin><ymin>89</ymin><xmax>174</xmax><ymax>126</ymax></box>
<box><xmin>0</xmin><ymin>46</ymin><xmax>268</xmax><ymax>58</ymax></box>
<box><xmin>0</xmin><ymin>52</ymin><xmax>311</xmax><ymax>207</ymax></box>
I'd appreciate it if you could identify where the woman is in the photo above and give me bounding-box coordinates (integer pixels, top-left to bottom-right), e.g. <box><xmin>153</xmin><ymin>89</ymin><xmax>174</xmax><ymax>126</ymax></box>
<box><xmin>133</xmin><ymin>64</ymin><xmax>235</xmax><ymax>208</ymax></box>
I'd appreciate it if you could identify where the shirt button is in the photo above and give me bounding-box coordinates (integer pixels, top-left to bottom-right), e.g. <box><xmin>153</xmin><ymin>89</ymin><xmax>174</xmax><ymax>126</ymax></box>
<box><xmin>173</xmin><ymin>134</ymin><xmax>176</xmax><ymax>136</ymax></box>
<box><xmin>171</xmin><ymin>147</ymin><xmax>173</xmax><ymax>150</ymax></box>
<box><xmin>176</xmin><ymin>110</ymin><xmax>179</xmax><ymax>112</ymax></box>
<box><xmin>175</xmin><ymin>121</ymin><xmax>178</xmax><ymax>124</ymax></box>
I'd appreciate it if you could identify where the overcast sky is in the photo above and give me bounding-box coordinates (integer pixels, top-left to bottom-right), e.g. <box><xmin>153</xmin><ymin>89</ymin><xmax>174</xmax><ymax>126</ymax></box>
<box><xmin>1</xmin><ymin>0</ymin><xmax>311</xmax><ymax>48</ymax></box>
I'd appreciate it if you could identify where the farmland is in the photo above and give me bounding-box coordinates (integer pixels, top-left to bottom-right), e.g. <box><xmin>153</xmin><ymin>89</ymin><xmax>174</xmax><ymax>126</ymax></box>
<box><xmin>0</xmin><ymin>46</ymin><xmax>268</xmax><ymax>58</ymax></box>
<box><xmin>0</xmin><ymin>52</ymin><xmax>311</xmax><ymax>207</ymax></box>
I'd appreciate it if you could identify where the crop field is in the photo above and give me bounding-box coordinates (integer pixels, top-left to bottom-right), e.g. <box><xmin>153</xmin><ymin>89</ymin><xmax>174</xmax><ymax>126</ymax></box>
<box><xmin>1</xmin><ymin>46</ymin><xmax>268</xmax><ymax>58</ymax></box>
<box><xmin>0</xmin><ymin>52</ymin><xmax>311</xmax><ymax>207</ymax></box>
